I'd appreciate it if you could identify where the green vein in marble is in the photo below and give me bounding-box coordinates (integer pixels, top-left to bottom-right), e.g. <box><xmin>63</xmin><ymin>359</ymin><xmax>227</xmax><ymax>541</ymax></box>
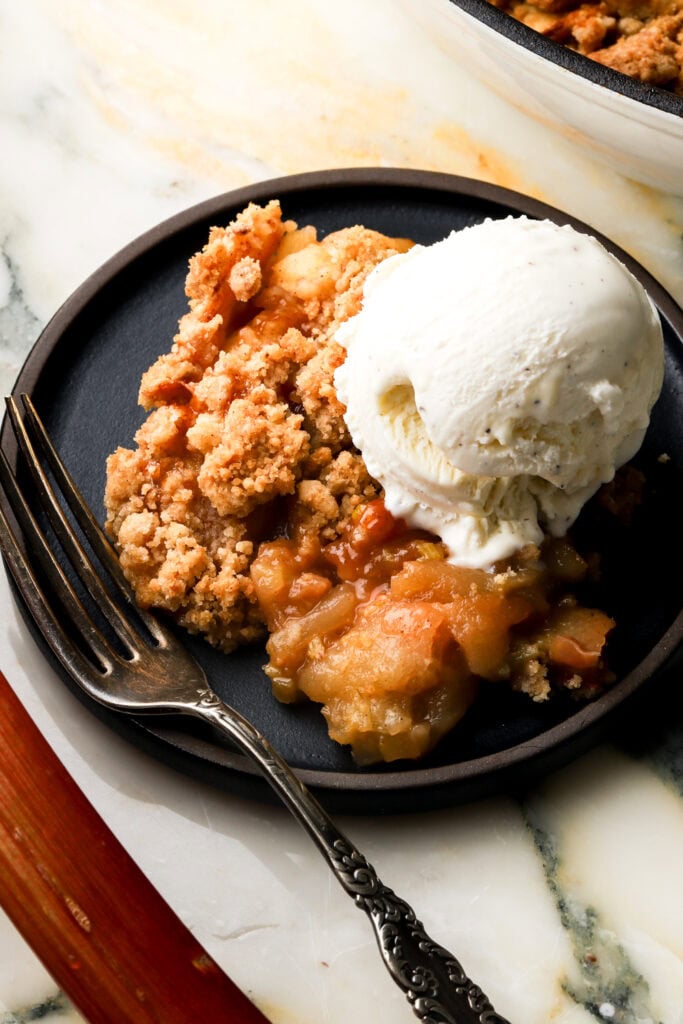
<box><xmin>0</xmin><ymin>243</ymin><xmax>42</xmax><ymax>366</ymax></box>
<box><xmin>523</xmin><ymin>812</ymin><xmax>662</xmax><ymax>1023</ymax></box>
<box><xmin>1</xmin><ymin>992</ymin><xmax>70</xmax><ymax>1023</ymax></box>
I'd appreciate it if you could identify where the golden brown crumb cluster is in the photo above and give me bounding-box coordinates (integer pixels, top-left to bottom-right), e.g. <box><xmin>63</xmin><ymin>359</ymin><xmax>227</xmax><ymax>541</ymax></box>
<box><xmin>104</xmin><ymin>201</ymin><xmax>411</xmax><ymax>651</ymax></box>
<box><xmin>490</xmin><ymin>0</ymin><xmax>683</xmax><ymax>92</ymax></box>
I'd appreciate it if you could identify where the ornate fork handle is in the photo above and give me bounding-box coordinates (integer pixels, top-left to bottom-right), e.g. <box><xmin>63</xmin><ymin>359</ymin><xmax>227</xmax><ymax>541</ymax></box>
<box><xmin>193</xmin><ymin>690</ymin><xmax>511</xmax><ymax>1024</ymax></box>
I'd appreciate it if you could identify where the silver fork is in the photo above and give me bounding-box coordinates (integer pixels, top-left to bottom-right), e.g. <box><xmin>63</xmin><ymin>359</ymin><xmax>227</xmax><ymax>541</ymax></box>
<box><xmin>0</xmin><ymin>393</ymin><xmax>511</xmax><ymax>1024</ymax></box>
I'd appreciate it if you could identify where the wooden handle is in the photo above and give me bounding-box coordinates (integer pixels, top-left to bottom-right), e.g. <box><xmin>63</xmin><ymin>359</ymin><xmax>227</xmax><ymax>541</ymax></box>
<box><xmin>0</xmin><ymin>670</ymin><xmax>270</xmax><ymax>1024</ymax></box>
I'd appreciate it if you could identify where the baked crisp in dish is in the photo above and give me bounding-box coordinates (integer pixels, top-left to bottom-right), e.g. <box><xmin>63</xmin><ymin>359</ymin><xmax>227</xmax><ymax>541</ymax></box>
<box><xmin>105</xmin><ymin>201</ymin><xmax>617</xmax><ymax>764</ymax></box>
<box><xmin>490</xmin><ymin>0</ymin><xmax>683</xmax><ymax>92</ymax></box>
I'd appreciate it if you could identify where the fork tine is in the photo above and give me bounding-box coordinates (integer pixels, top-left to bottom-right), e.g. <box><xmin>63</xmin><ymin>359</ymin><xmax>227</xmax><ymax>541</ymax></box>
<box><xmin>5</xmin><ymin>396</ymin><xmax>148</xmax><ymax>657</ymax></box>
<box><xmin>19</xmin><ymin>395</ymin><xmax>171</xmax><ymax>648</ymax></box>
<box><xmin>0</xmin><ymin>448</ymin><xmax>114</xmax><ymax>674</ymax></box>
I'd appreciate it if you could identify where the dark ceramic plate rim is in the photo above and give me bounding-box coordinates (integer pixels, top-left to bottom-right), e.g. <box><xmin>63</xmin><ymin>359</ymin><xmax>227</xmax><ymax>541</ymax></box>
<box><xmin>450</xmin><ymin>0</ymin><xmax>683</xmax><ymax>119</ymax></box>
<box><xmin>4</xmin><ymin>168</ymin><xmax>683</xmax><ymax>805</ymax></box>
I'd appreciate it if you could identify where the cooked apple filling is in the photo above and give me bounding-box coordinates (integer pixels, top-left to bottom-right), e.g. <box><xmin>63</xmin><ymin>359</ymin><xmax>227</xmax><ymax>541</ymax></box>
<box><xmin>105</xmin><ymin>200</ymin><xmax>616</xmax><ymax>764</ymax></box>
<box><xmin>251</xmin><ymin>499</ymin><xmax>614</xmax><ymax>763</ymax></box>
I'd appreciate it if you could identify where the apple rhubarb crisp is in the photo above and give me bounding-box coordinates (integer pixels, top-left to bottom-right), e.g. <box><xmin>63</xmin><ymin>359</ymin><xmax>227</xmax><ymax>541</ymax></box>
<box><xmin>105</xmin><ymin>201</ymin><xmax>616</xmax><ymax>764</ymax></box>
<box><xmin>491</xmin><ymin>0</ymin><xmax>683</xmax><ymax>92</ymax></box>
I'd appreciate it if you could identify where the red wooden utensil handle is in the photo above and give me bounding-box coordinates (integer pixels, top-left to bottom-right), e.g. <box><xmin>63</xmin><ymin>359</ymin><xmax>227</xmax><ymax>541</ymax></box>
<box><xmin>0</xmin><ymin>670</ymin><xmax>270</xmax><ymax>1024</ymax></box>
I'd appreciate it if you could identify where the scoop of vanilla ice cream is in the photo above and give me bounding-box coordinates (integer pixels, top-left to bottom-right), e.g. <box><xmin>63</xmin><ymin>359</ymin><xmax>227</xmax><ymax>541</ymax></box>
<box><xmin>334</xmin><ymin>217</ymin><xmax>664</xmax><ymax>568</ymax></box>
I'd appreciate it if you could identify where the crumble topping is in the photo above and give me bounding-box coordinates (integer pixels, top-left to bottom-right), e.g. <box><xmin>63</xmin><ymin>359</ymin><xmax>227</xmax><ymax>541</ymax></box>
<box><xmin>105</xmin><ymin>200</ymin><xmax>410</xmax><ymax>651</ymax></box>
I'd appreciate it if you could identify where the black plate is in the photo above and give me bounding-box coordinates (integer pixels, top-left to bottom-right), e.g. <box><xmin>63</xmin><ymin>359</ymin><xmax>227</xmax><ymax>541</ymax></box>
<box><xmin>3</xmin><ymin>168</ymin><xmax>683</xmax><ymax>813</ymax></box>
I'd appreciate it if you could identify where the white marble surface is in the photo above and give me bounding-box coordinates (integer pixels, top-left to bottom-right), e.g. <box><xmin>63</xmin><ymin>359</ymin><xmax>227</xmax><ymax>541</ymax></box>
<box><xmin>1</xmin><ymin>2</ymin><xmax>682</xmax><ymax>1022</ymax></box>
